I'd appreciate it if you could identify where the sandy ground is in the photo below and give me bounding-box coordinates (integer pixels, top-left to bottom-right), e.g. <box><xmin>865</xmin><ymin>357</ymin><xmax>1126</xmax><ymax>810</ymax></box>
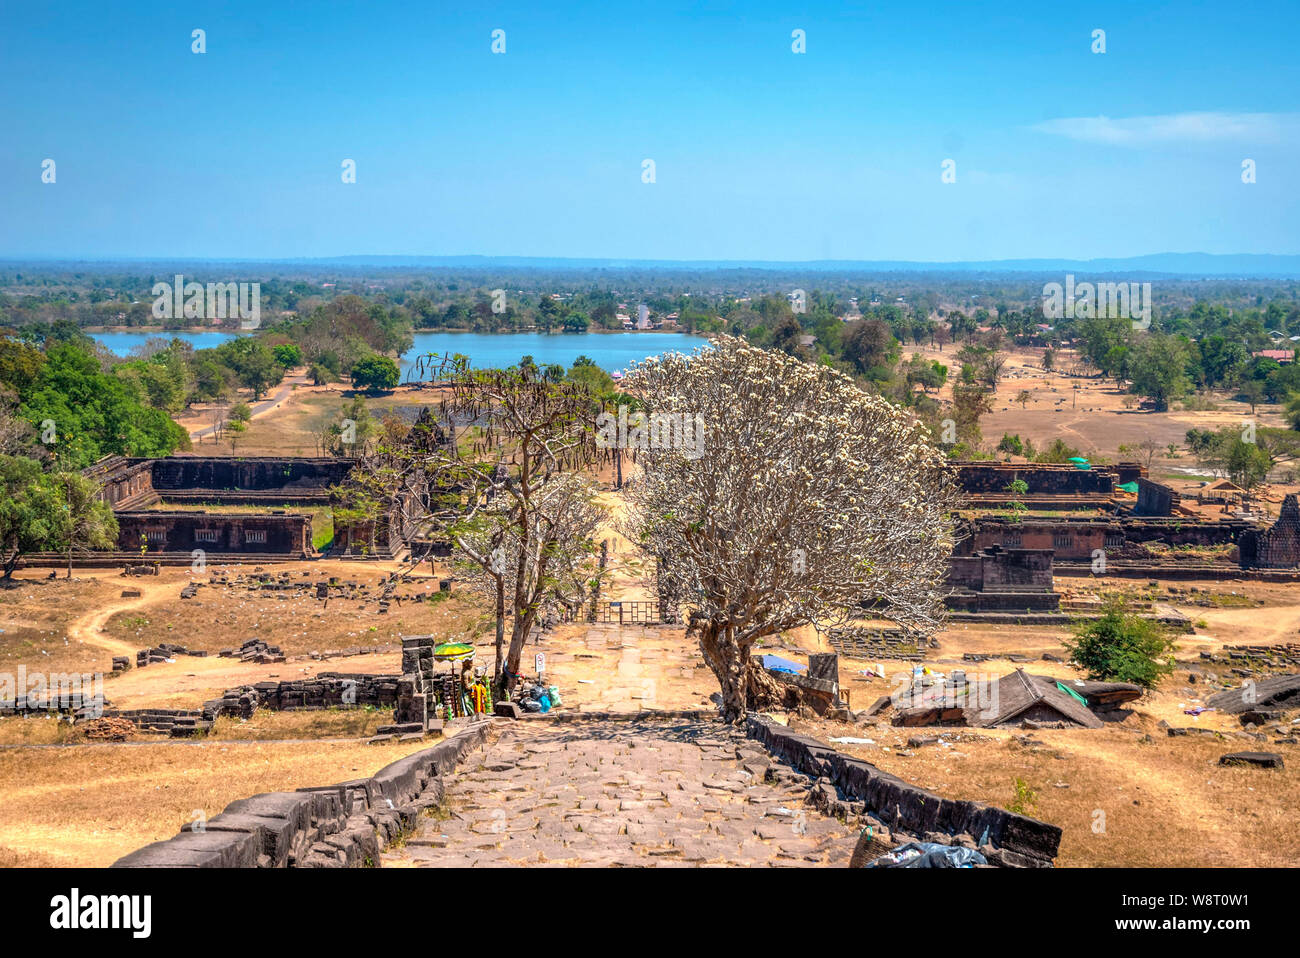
<box><xmin>913</xmin><ymin>342</ymin><xmax>1293</xmax><ymax>485</ymax></box>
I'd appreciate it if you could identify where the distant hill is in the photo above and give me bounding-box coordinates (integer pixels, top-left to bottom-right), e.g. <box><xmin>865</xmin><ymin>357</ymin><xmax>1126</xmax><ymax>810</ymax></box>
<box><xmin>5</xmin><ymin>252</ymin><xmax>1300</xmax><ymax>279</ymax></box>
<box><xmin>305</xmin><ymin>252</ymin><xmax>1300</xmax><ymax>278</ymax></box>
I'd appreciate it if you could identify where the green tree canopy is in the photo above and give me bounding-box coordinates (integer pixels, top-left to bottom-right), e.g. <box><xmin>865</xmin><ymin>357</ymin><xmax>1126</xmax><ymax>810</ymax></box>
<box><xmin>350</xmin><ymin>354</ymin><xmax>400</xmax><ymax>393</ymax></box>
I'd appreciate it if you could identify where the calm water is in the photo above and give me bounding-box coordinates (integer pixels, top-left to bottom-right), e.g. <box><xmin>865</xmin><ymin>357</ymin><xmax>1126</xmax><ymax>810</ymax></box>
<box><xmin>92</xmin><ymin>330</ymin><xmax>241</xmax><ymax>354</ymax></box>
<box><xmin>400</xmin><ymin>331</ymin><xmax>708</xmax><ymax>377</ymax></box>
<box><xmin>92</xmin><ymin>329</ymin><xmax>708</xmax><ymax>374</ymax></box>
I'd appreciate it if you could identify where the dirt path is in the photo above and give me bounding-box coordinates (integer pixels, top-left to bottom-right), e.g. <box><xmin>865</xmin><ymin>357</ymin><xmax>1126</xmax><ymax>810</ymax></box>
<box><xmin>185</xmin><ymin>373</ymin><xmax>308</xmax><ymax>441</ymax></box>
<box><xmin>65</xmin><ymin>575</ymin><xmax>178</xmax><ymax>658</ymax></box>
<box><xmin>385</xmin><ymin>718</ymin><xmax>855</xmax><ymax>867</ymax></box>
<box><xmin>1190</xmin><ymin>603</ymin><xmax>1300</xmax><ymax>646</ymax></box>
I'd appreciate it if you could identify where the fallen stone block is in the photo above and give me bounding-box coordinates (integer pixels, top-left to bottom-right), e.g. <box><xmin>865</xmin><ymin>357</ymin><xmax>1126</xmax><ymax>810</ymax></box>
<box><xmin>1218</xmin><ymin>751</ymin><xmax>1284</xmax><ymax>769</ymax></box>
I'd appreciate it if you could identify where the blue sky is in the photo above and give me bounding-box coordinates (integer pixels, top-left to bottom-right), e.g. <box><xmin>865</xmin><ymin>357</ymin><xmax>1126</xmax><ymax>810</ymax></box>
<box><xmin>1</xmin><ymin>0</ymin><xmax>1297</xmax><ymax>261</ymax></box>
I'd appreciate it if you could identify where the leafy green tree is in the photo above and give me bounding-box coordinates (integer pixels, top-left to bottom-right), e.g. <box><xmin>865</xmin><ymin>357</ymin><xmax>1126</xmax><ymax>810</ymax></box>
<box><xmin>214</xmin><ymin>338</ymin><xmax>283</xmax><ymax>400</ymax></box>
<box><xmin>949</xmin><ymin>385</ymin><xmax>993</xmax><ymax>448</ymax></box>
<box><xmin>903</xmin><ymin>354</ymin><xmax>946</xmax><ymax>393</ymax></box>
<box><xmin>1224</xmin><ymin>436</ymin><xmax>1272</xmax><ymax>492</ymax></box>
<box><xmin>1035</xmin><ymin>438</ymin><xmax>1081</xmax><ymax>464</ymax></box>
<box><xmin>113</xmin><ymin>359</ymin><xmax>187</xmax><ymax>414</ymax></box>
<box><xmin>841</xmin><ymin>319</ymin><xmax>896</xmax><ymax>376</ymax></box>
<box><xmin>1196</xmin><ymin>335</ymin><xmax>1249</xmax><ymax>388</ymax></box>
<box><xmin>1238</xmin><ymin>379</ymin><xmax>1265</xmax><ymax>414</ymax></box>
<box><xmin>997</xmin><ymin>434</ymin><xmax>1026</xmax><ymax>457</ymax></box>
<box><xmin>1127</xmin><ymin>334</ymin><xmax>1193</xmax><ymax>411</ymax></box>
<box><xmin>0</xmin><ymin>456</ymin><xmax>63</xmax><ymax>578</ymax></box>
<box><xmin>769</xmin><ymin>315</ymin><xmax>805</xmax><ymax>357</ymax></box>
<box><xmin>191</xmin><ymin>357</ymin><xmax>233</xmax><ymax>402</ymax></box>
<box><xmin>272</xmin><ymin>343</ymin><xmax>303</xmax><ymax>368</ymax></box>
<box><xmin>350</xmin><ymin>354</ymin><xmax>400</xmax><ymax>393</ymax></box>
<box><xmin>1004</xmin><ymin>478</ymin><xmax>1028</xmax><ymax>521</ymax></box>
<box><xmin>319</xmin><ymin>396</ymin><xmax>376</xmax><ymax>455</ymax></box>
<box><xmin>0</xmin><ymin>340</ymin><xmax>46</xmax><ymax>395</ymax></box>
<box><xmin>52</xmin><ymin>470</ymin><xmax>118</xmax><ymax>577</ymax></box>
<box><xmin>1288</xmin><ymin>391</ymin><xmax>1300</xmax><ymax>431</ymax></box>
<box><xmin>1064</xmin><ymin>598</ymin><xmax>1176</xmax><ymax>689</ymax></box>
<box><xmin>1263</xmin><ymin>363</ymin><xmax>1300</xmax><ymax>403</ymax></box>
<box><xmin>20</xmin><ymin>345</ymin><xmax>189</xmax><ymax>467</ymax></box>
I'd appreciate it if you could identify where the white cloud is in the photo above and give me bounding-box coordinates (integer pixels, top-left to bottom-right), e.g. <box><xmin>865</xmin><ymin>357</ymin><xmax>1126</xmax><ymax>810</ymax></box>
<box><xmin>1031</xmin><ymin>111</ymin><xmax>1300</xmax><ymax>146</ymax></box>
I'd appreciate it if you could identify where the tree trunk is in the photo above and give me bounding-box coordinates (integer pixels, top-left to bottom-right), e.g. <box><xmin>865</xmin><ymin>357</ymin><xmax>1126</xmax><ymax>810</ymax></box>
<box><xmin>697</xmin><ymin>621</ymin><xmax>750</xmax><ymax>723</ymax></box>
<box><xmin>501</xmin><ymin>607</ymin><xmax>539</xmax><ymax>697</ymax></box>
<box><xmin>493</xmin><ymin>575</ymin><xmax>505</xmax><ymax>684</ymax></box>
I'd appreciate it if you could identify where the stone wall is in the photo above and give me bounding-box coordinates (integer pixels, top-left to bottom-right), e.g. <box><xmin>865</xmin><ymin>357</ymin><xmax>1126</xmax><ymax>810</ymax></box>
<box><xmin>0</xmin><ymin>690</ymin><xmax>106</xmax><ymax>719</ymax></box>
<box><xmin>948</xmin><ymin>546</ymin><xmax>1053</xmax><ymax>592</ymax></box>
<box><xmin>745</xmin><ymin>715</ymin><xmax>1060</xmax><ymax>866</ymax></box>
<box><xmin>114</xmin><ymin>511</ymin><xmax>313</xmax><ymax>556</ymax></box>
<box><xmin>90</xmin><ymin>456</ymin><xmax>354</xmax><ymax>507</ymax></box>
<box><xmin>824</xmin><ymin>628</ymin><xmax>938</xmax><ymax>662</ymax></box>
<box><xmin>945</xmin><ymin>547</ymin><xmax>1060</xmax><ymax>612</ymax></box>
<box><xmin>954</xmin><ymin>462</ymin><xmax>1117</xmax><ymax>495</ymax></box>
<box><xmin>149</xmin><ymin>457</ymin><xmax>353</xmax><ymax>500</ymax></box>
<box><xmin>957</xmin><ymin>516</ymin><xmax>1246</xmax><ymax>561</ymax></box>
<box><xmin>111</xmin><ymin>720</ymin><xmax>491</xmax><ymax>867</ymax></box>
<box><xmin>333</xmin><ymin>476</ymin><xmax>430</xmax><ymax>559</ymax></box>
<box><xmin>85</xmin><ymin>456</ymin><xmax>158</xmax><ymax>509</ymax></box>
<box><xmin>80</xmin><ymin>454</ymin><xmax>449</xmax><ymax>563</ymax></box>
<box><xmin>203</xmin><ymin>673</ymin><xmax>403</xmax><ymax>719</ymax></box>
<box><xmin>1239</xmin><ymin>495</ymin><xmax>1300</xmax><ymax>569</ymax></box>
<box><xmin>101</xmin><ymin>708</ymin><xmax>210</xmax><ymax>736</ymax></box>
<box><xmin>1135</xmin><ymin>477</ymin><xmax>1176</xmax><ymax>516</ymax></box>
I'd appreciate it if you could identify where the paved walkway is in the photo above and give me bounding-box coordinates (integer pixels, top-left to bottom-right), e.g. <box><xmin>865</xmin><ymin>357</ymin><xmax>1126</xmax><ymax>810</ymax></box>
<box><xmin>384</xmin><ymin>718</ymin><xmax>856</xmax><ymax>867</ymax></box>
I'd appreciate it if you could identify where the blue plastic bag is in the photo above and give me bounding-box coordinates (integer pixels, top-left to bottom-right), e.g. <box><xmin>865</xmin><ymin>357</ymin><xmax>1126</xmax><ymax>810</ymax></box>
<box><xmin>865</xmin><ymin>841</ymin><xmax>987</xmax><ymax>868</ymax></box>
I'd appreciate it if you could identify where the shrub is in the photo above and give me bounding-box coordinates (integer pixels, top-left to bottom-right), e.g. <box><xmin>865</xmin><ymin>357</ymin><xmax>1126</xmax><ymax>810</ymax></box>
<box><xmin>1063</xmin><ymin>598</ymin><xmax>1177</xmax><ymax>689</ymax></box>
<box><xmin>350</xmin><ymin>355</ymin><xmax>400</xmax><ymax>393</ymax></box>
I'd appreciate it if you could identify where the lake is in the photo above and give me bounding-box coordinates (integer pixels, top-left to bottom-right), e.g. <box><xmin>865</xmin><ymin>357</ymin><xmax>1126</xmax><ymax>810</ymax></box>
<box><xmin>91</xmin><ymin>330</ymin><xmax>242</xmax><ymax>354</ymax></box>
<box><xmin>400</xmin><ymin>331</ymin><xmax>708</xmax><ymax>377</ymax></box>
<box><xmin>91</xmin><ymin>330</ymin><xmax>709</xmax><ymax>374</ymax></box>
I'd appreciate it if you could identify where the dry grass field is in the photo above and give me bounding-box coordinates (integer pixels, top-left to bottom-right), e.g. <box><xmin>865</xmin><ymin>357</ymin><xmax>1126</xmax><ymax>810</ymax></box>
<box><xmin>180</xmin><ymin>382</ymin><xmax>448</xmax><ymax>456</ymax></box>
<box><xmin>914</xmin><ymin>342</ymin><xmax>1291</xmax><ymax>454</ymax></box>
<box><xmin>98</xmin><ymin>566</ymin><xmax>480</xmax><ymax>659</ymax></box>
<box><xmin>795</xmin><ymin>709</ymin><xmax>1300</xmax><ymax>868</ymax></box>
<box><xmin>0</xmin><ymin>735</ymin><xmax>437</xmax><ymax>867</ymax></box>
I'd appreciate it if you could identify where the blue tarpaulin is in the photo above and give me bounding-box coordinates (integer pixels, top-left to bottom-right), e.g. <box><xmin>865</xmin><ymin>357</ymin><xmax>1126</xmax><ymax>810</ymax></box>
<box><xmin>760</xmin><ymin>654</ymin><xmax>806</xmax><ymax>674</ymax></box>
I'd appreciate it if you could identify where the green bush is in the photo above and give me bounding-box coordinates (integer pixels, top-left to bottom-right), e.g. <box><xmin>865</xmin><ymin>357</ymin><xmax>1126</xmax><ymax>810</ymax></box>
<box><xmin>1063</xmin><ymin>598</ymin><xmax>1177</xmax><ymax>689</ymax></box>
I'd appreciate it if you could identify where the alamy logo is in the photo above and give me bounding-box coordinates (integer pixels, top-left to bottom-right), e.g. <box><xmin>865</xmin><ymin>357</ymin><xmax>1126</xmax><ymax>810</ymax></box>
<box><xmin>595</xmin><ymin>404</ymin><xmax>705</xmax><ymax>459</ymax></box>
<box><xmin>50</xmin><ymin>888</ymin><xmax>151</xmax><ymax>938</ymax></box>
<box><xmin>1042</xmin><ymin>275</ymin><xmax>1151</xmax><ymax>329</ymax></box>
<box><xmin>151</xmin><ymin>274</ymin><xmax>261</xmax><ymax>329</ymax></box>
<box><xmin>0</xmin><ymin>667</ymin><xmax>104</xmax><ymax>718</ymax></box>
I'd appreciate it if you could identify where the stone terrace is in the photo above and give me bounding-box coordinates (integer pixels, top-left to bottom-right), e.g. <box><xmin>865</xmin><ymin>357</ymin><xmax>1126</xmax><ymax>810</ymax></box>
<box><xmin>385</xmin><ymin>718</ymin><xmax>856</xmax><ymax>867</ymax></box>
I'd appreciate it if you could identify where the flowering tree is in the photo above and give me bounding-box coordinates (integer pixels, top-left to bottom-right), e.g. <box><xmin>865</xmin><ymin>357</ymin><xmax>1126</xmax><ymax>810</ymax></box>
<box><xmin>623</xmin><ymin>336</ymin><xmax>957</xmax><ymax>722</ymax></box>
